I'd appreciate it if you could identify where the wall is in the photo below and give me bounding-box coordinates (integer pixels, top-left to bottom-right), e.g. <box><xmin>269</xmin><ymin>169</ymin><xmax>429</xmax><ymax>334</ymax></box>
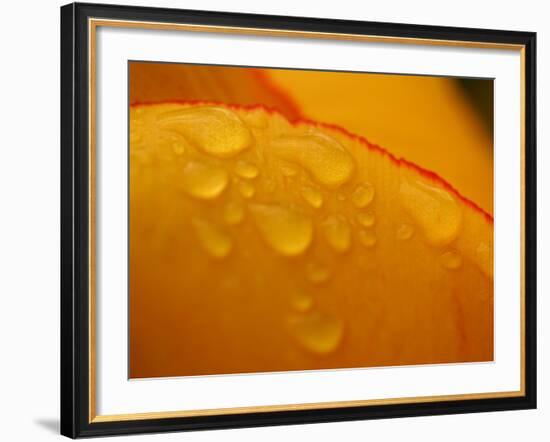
<box><xmin>0</xmin><ymin>0</ymin><xmax>546</xmax><ymax>440</ymax></box>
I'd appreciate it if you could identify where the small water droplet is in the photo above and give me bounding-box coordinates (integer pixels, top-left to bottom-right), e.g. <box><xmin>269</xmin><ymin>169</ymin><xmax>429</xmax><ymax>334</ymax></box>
<box><xmin>290</xmin><ymin>291</ymin><xmax>313</xmax><ymax>312</ymax></box>
<box><xmin>359</xmin><ymin>230</ymin><xmax>377</xmax><ymax>248</ymax></box>
<box><xmin>238</xmin><ymin>180</ymin><xmax>255</xmax><ymax>198</ymax></box>
<box><xmin>172</xmin><ymin>142</ymin><xmax>186</xmax><ymax>155</ymax></box>
<box><xmin>399</xmin><ymin>177</ymin><xmax>462</xmax><ymax>246</ymax></box>
<box><xmin>223</xmin><ymin>202</ymin><xmax>245</xmax><ymax>225</ymax></box>
<box><xmin>351</xmin><ymin>183</ymin><xmax>375</xmax><ymax>208</ymax></box>
<box><xmin>357</xmin><ymin>212</ymin><xmax>375</xmax><ymax>227</ymax></box>
<box><xmin>271</xmin><ymin>132</ymin><xmax>355</xmax><ymax>188</ymax></box>
<box><xmin>289</xmin><ymin>311</ymin><xmax>344</xmax><ymax>354</ymax></box>
<box><xmin>301</xmin><ymin>186</ymin><xmax>323</xmax><ymax>209</ymax></box>
<box><xmin>441</xmin><ymin>251</ymin><xmax>463</xmax><ymax>269</ymax></box>
<box><xmin>250</xmin><ymin>204</ymin><xmax>313</xmax><ymax>256</ymax></box>
<box><xmin>181</xmin><ymin>161</ymin><xmax>228</xmax><ymax>200</ymax></box>
<box><xmin>306</xmin><ymin>262</ymin><xmax>331</xmax><ymax>284</ymax></box>
<box><xmin>234</xmin><ymin>160</ymin><xmax>259</xmax><ymax>179</ymax></box>
<box><xmin>322</xmin><ymin>215</ymin><xmax>351</xmax><ymax>253</ymax></box>
<box><xmin>396</xmin><ymin>224</ymin><xmax>414</xmax><ymax>240</ymax></box>
<box><xmin>192</xmin><ymin>219</ymin><xmax>232</xmax><ymax>258</ymax></box>
<box><xmin>158</xmin><ymin>106</ymin><xmax>252</xmax><ymax>158</ymax></box>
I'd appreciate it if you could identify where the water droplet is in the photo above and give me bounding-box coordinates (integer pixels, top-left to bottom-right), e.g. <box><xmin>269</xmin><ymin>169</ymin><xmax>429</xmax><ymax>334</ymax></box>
<box><xmin>357</xmin><ymin>212</ymin><xmax>375</xmax><ymax>227</ymax></box>
<box><xmin>250</xmin><ymin>204</ymin><xmax>313</xmax><ymax>256</ymax></box>
<box><xmin>306</xmin><ymin>262</ymin><xmax>331</xmax><ymax>284</ymax></box>
<box><xmin>192</xmin><ymin>219</ymin><xmax>232</xmax><ymax>258</ymax></box>
<box><xmin>359</xmin><ymin>230</ymin><xmax>377</xmax><ymax>248</ymax></box>
<box><xmin>289</xmin><ymin>311</ymin><xmax>344</xmax><ymax>354</ymax></box>
<box><xmin>396</xmin><ymin>224</ymin><xmax>414</xmax><ymax>240</ymax></box>
<box><xmin>322</xmin><ymin>215</ymin><xmax>351</xmax><ymax>253</ymax></box>
<box><xmin>290</xmin><ymin>291</ymin><xmax>313</xmax><ymax>312</ymax></box>
<box><xmin>351</xmin><ymin>183</ymin><xmax>375</xmax><ymax>208</ymax></box>
<box><xmin>238</xmin><ymin>180</ymin><xmax>255</xmax><ymax>198</ymax></box>
<box><xmin>234</xmin><ymin>160</ymin><xmax>259</xmax><ymax>179</ymax></box>
<box><xmin>271</xmin><ymin>132</ymin><xmax>355</xmax><ymax>188</ymax></box>
<box><xmin>158</xmin><ymin>106</ymin><xmax>252</xmax><ymax>158</ymax></box>
<box><xmin>301</xmin><ymin>186</ymin><xmax>323</xmax><ymax>209</ymax></box>
<box><xmin>223</xmin><ymin>202</ymin><xmax>245</xmax><ymax>225</ymax></box>
<box><xmin>399</xmin><ymin>177</ymin><xmax>462</xmax><ymax>246</ymax></box>
<box><xmin>181</xmin><ymin>161</ymin><xmax>228</xmax><ymax>200</ymax></box>
<box><xmin>441</xmin><ymin>251</ymin><xmax>463</xmax><ymax>269</ymax></box>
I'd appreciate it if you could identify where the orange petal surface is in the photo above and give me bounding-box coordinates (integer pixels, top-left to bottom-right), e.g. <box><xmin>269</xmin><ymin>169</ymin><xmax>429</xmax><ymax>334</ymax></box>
<box><xmin>129</xmin><ymin>102</ymin><xmax>493</xmax><ymax>378</ymax></box>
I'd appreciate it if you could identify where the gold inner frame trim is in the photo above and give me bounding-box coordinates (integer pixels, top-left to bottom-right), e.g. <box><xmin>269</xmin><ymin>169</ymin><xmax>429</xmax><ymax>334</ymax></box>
<box><xmin>88</xmin><ymin>17</ymin><xmax>527</xmax><ymax>423</ymax></box>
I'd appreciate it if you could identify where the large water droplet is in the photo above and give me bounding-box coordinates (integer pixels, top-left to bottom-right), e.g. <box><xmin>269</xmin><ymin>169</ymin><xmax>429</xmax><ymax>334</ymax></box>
<box><xmin>322</xmin><ymin>215</ymin><xmax>351</xmax><ymax>253</ymax></box>
<box><xmin>192</xmin><ymin>219</ymin><xmax>232</xmax><ymax>258</ymax></box>
<box><xmin>289</xmin><ymin>311</ymin><xmax>344</xmax><ymax>354</ymax></box>
<box><xmin>271</xmin><ymin>131</ymin><xmax>355</xmax><ymax>188</ymax></box>
<box><xmin>399</xmin><ymin>177</ymin><xmax>462</xmax><ymax>246</ymax></box>
<box><xmin>234</xmin><ymin>160</ymin><xmax>259</xmax><ymax>179</ymax></box>
<box><xmin>181</xmin><ymin>161</ymin><xmax>228</xmax><ymax>200</ymax></box>
<box><xmin>301</xmin><ymin>185</ymin><xmax>323</xmax><ymax>209</ymax></box>
<box><xmin>250</xmin><ymin>204</ymin><xmax>313</xmax><ymax>256</ymax></box>
<box><xmin>441</xmin><ymin>251</ymin><xmax>463</xmax><ymax>269</ymax></box>
<box><xmin>351</xmin><ymin>183</ymin><xmax>375</xmax><ymax>208</ymax></box>
<box><xmin>158</xmin><ymin>106</ymin><xmax>252</xmax><ymax>158</ymax></box>
<box><xmin>223</xmin><ymin>202</ymin><xmax>245</xmax><ymax>225</ymax></box>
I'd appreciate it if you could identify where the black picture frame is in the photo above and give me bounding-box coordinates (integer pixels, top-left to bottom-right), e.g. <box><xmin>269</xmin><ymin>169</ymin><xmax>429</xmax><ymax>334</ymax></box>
<box><xmin>61</xmin><ymin>2</ymin><xmax>537</xmax><ymax>438</ymax></box>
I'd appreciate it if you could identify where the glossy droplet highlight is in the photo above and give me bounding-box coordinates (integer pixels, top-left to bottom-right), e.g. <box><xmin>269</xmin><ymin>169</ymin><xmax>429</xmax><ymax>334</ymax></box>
<box><xmin>359</xmin><ymin>230</ymin><xmax>377</xmax><ymax>248</ymax></box>
<box><xmin>441</xmin><ymin>251</ymin><xmax>463</xmax><ymax>269</ymax></box>
<box><xmin>290</xmin><ymin>291</ymin><xmax>313</xmax><ymax>313</ymax></box>
<box><xmin>306</xmin><ymin>262</ymin><xmax>331</xmax><ymax>284</ymax></box>
<box><xmin>250</xmin><ymin>204</ymin><xmax>313</xmax><ymax>256</ymax></box>
<box><xmin>181</xmin><ymin>161</ymin><xmax>228</xmax><ymax>200</ymax></box>
<box><xmin>289</xmin><ymin>311</ymin><xmax>344</xmax><ymax>354</ymax></box>
<box><xmin>158</xmin><ymin>106</ymin><xmax>252</xmax><ymax>158</ymax></box>
<box><xmin>192</xmin><ymin>219</ymin><xmax>232</xmax><ymax>258</ymax></box>
<box><xmin>396</xmin><ymin>224</ymin><xmax>414</xmax><ymax>240</ymax></box>
<box><xmin>238</xmin><ymin>180</ymin><xmax>255</xmax><ymax>199</ymax></box>
<box><xmin>357</xmin><ymin>212</ymin><xmax>375</xmax><ymax>227</ymax></box>
<box><xmin>351</xmin><ymin>183</ymin><xmax>375</xmax><ymax>208</ymax></box>
<box><xmin>223</xmin><ymin>202</ymin><xmax>245</xmax><ymax>225</ymax></box>
<box><xmin>271</xmin><ymin>131</ymin><xmax>355</xmax><ymax>188</ymax></box>
<box><xmin>399</xmin><ymin>177</ymin><xmax>462</xmax><ymax>246</ymax></box>
<box><xmin>301</xmin><ymin>186</ymin><xmax>323</xmax><ymax>209</ymax></box>
<box><xmin>234</xmin><ymin>160</ymin><xmax>259</xmax><ymax>179</ymax></box>
<box><xmin>322</xmin><ymin>215</ymin><xmax>351</xmax><ymax>253</ymax></box>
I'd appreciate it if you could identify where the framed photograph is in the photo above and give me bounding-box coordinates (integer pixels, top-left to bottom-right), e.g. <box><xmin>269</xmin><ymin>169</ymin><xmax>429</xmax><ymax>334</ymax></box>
<box><xmin>60</xmin><ymin>2</ymin><xmax>536</xmax><ymax>438</ymax></box>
